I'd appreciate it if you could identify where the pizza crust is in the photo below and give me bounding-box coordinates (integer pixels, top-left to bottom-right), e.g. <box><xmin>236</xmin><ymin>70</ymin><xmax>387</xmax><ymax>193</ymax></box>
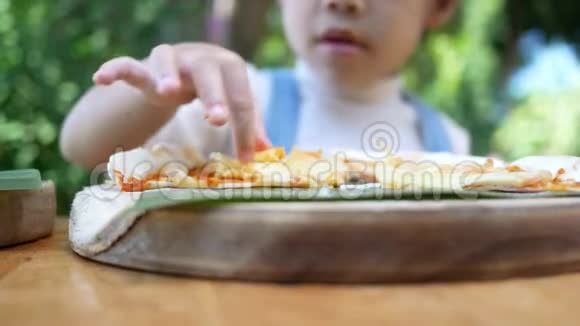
<box><xmin>69</xmin><ymin>186</ymin><xmax>144</xmax><ymax>256</ymax></box>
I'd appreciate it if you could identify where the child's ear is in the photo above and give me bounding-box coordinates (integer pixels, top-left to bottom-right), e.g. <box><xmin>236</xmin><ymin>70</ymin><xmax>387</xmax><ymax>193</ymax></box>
<box><xmin>425</xmin><ymin>0</ymin><xmax>459</xmax><ymax>29</ymax></box>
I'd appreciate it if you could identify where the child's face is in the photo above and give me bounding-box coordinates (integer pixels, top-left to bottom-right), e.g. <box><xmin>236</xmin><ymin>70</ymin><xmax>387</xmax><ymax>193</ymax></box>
<box><xmin>280</xmin><ymin>0</ymin><xmax>457</xmax><ymax>88</ymax></box>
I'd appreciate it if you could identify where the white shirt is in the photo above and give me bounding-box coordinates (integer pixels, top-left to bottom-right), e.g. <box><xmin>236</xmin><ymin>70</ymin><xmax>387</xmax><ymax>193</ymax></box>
<box><xmin>146</xmin><ymin>61</ymin><xmax>470</xmax><ymax>157</ymax></box>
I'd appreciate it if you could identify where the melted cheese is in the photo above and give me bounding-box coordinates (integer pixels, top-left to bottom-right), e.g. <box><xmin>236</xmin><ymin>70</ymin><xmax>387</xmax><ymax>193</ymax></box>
<box><xmin>512</xmin><ymin>156</ymin><xmax>580</xmax><ymax>182</ymax></box>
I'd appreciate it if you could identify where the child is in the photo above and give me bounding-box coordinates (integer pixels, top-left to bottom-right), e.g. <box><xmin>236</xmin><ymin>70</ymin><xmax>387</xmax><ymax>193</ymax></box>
<box><xmin>60</xmin><ymin>0</ymin><xmax>468</xmax><ymax>169</ymax></box>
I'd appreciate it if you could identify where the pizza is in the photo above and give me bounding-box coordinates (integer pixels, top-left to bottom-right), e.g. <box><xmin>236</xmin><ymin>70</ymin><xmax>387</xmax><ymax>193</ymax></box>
<box><xmin>108</xmin><ymin>145</ymin><xmax>347</xmax><ymax>192</ymax></box>
<box><xmin>107</xmin><ymin>144</ymin><xmax>580</xmax><ymax>194</ymax></box>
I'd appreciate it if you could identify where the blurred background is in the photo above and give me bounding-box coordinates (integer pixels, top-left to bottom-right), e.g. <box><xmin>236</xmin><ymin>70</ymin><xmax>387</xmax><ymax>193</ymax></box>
<box><xmin>0</xmin><ymin>0</ymin><xmax>579</xmax><ymax>213</ymax></box>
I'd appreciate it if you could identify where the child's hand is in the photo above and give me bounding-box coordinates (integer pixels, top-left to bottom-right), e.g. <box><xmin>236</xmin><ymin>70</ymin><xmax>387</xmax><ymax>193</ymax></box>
<box><xmin>92</xmin><ymin>43</ymin><xmax>270</xmax><ymax>161</ymax></box>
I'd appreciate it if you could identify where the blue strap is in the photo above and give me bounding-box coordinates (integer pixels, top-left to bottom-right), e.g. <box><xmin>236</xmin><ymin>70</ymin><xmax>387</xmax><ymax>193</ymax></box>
<box><xmin>265</xmin><ymin>69</ymin><xmax>301</xmax><ymax>153</ymax></box>
<box><xmin>265</xmin><ymin>69</ymin><xmax>453</xmax><ymax>153</ymax></box>
<box><xmin>402</xmin><ymin>92</ymin><xmax>453</xmax><ymax>152</ymax></box>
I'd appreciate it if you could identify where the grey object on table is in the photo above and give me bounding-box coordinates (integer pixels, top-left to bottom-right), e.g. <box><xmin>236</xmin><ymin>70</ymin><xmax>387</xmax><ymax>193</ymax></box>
<box><xmin>0</xmin><ymin>182</ymin><xmax>56</xmax><ymax>248</ymax></box>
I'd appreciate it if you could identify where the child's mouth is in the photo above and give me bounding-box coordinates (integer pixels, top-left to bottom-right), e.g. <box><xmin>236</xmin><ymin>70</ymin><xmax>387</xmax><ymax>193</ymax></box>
<box><xmin>317</xmin><ymin>29</ymin><xmax>368</xmax><ymax>56</ymax></box>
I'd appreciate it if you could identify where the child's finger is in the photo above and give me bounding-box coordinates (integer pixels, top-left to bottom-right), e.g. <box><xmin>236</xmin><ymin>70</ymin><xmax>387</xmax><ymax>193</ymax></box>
<box><xmin>93</xmin><ymin>60</ymin><xmax>123</xmax><ymax>85</ymax></box>
<box><xmin>94</xmin><ymin>57</ymin><xmax>156</xmax><ymax>92</ymax></box>
<box><xmin>148</xmin><ymin>44</ymin><xmax>181</xmax><ymax>95</ymax></box>
<box><xmin>190</xmin><ymin>63</ymin><xmax>230</xmax><ymax>126</ymax></box>
<box><xmin>254</xmin><ymin>105</ymin><xmax>272</xmax><ymax>151</ymax></box>
<box><xmin>220</xmin><ymin>57</ymin><xmax>257</xmax><ymax>162</ymax></box>
<box><xmin>255</xmin><ymin>135</ymin><xmax>273</xmax><ymax>152</ymax></box>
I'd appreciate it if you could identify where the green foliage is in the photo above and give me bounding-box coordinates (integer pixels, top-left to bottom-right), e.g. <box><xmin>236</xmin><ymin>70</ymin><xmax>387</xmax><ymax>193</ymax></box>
<box><xmin>0</xmin><ymin>0</ymin><xmax>208</xmax><ymax>213</ymax></box>
<box><xmin>512</xmin><ymin>0</ymin><xmax>580</xmax><ymax>45</ymax></box>
<box><xmin>404</xmin><ymin>0</ymin><xmax>507</xmax><ymax>155</ymax></box>
<box><xmin>254</xmin><ymin>7</ymin><xmax>294</xmax><ymax>67</ymax></box>
<box><xmin>493</xmin><ymin>90</ymin><xmax>580</xmax><ymax>160</ymax></box>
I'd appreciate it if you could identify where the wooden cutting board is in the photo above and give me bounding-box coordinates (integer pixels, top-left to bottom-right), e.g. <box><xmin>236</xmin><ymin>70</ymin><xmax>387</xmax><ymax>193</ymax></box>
<box><xmin>0</xmin><ymin>170</ymin><xmax>56</xmax><ymax>248</ymax></box>
<box><xmin>85</xmin><ymin>196</ymin><xmax>580</xmax><ymax>283</ymax></box>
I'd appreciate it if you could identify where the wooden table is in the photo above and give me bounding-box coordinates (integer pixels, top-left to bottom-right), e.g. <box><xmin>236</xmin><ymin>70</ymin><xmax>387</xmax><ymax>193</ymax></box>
<box><xmin>3</xmin><ymin>219</ymin><xmax>580</xmax><ymax>325</ymax></box>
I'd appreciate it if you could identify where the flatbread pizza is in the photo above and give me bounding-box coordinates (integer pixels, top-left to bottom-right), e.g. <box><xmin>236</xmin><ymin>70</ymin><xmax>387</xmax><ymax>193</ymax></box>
<box><xmin>107</xmin><ymin>144</ymin><xmax>580</xmax><ymax>195</ymax></box>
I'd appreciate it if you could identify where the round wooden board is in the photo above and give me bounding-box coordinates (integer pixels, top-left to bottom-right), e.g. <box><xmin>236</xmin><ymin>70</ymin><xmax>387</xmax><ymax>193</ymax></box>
<box><xmin>89</xmin><ymin>197</ymin><xmax>580</xmax><ymax>283</ymax></box>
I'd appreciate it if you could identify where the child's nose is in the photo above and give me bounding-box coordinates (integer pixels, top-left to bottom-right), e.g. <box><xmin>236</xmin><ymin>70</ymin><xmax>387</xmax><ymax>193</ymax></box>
<box><xmin>323</xmin><ymin>0</ymin><xmax>366</xmax><ymax>16</ymax></box>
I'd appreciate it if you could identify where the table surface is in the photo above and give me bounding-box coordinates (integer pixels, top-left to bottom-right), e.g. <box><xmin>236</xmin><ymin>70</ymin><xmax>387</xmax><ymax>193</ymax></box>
<box><xmin>3</xmin><ymin>219</ymin><xmax>580</xmax><ymax>326</ymax></box>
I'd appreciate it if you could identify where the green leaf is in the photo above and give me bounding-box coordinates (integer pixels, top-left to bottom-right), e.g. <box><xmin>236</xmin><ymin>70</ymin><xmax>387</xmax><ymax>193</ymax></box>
<box><xmin>0</xmin><ymin>121</ymin><xmax>26</xmax><ymax>142</ymax></box>
<box><xmin>15</xmin><ymin>144</ymin><xmax>40</xmax><ymax>168</ymax></box>
<box><xmin>35</xmin><ymin>120</ymin><xmax>57</xmax><ymax>145</ymax></box>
